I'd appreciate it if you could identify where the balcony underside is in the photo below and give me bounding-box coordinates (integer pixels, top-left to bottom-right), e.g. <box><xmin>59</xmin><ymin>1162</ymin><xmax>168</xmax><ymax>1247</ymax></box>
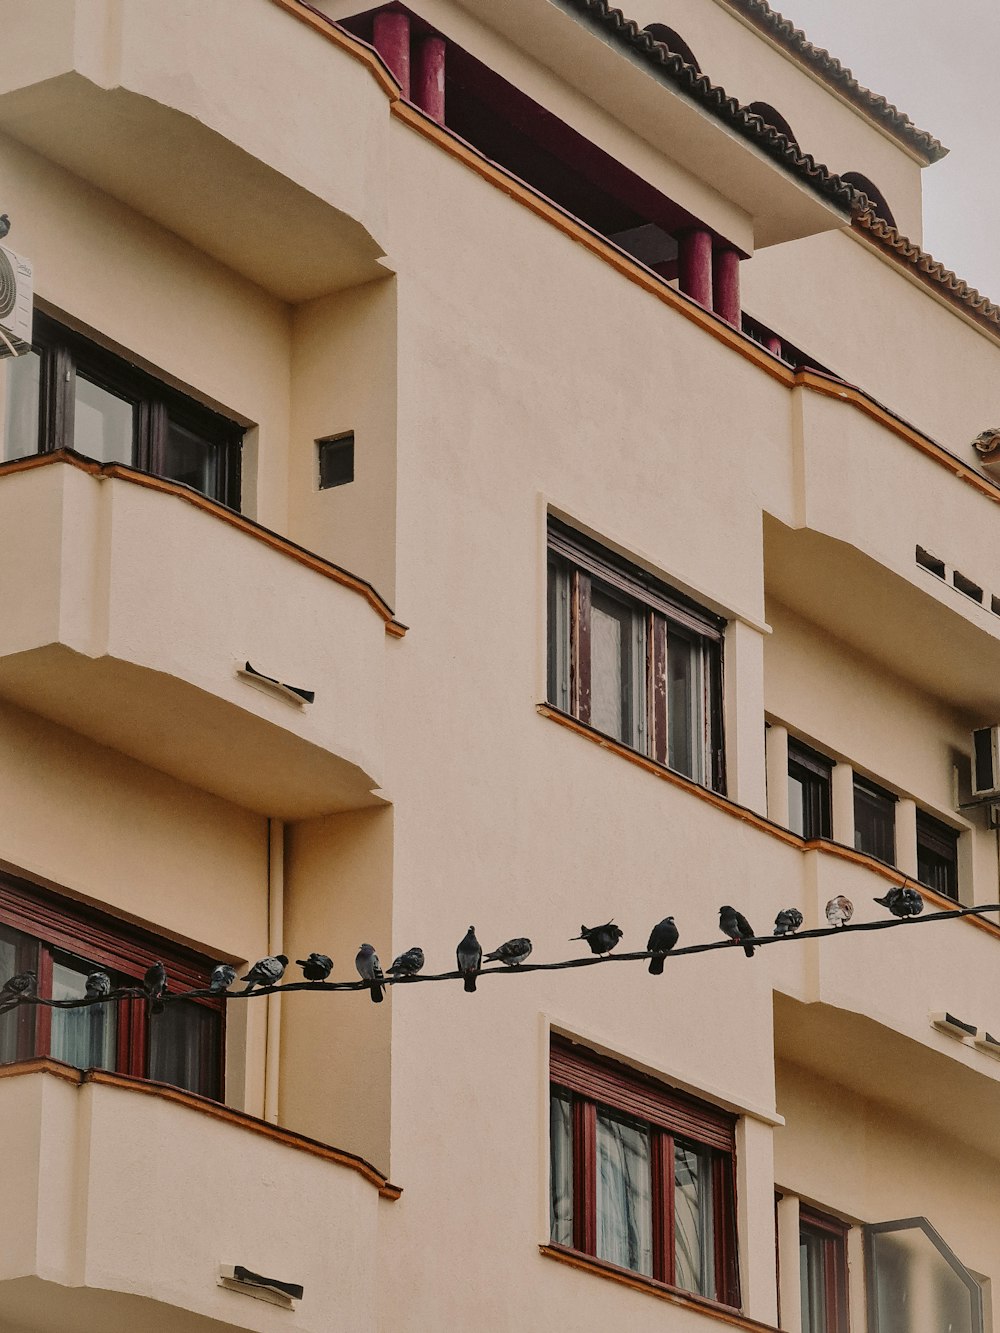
<box><xmin>0</xmin><ymin>1278</ymin><xmax>241</xmax><ymax>1333</ymax></box>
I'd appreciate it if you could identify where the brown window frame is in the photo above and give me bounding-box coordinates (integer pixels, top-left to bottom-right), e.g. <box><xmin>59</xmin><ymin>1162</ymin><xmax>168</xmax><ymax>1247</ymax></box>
<box><xmin>15</xmin><ymin>312</ymin><xmax>243</xmax><ymax>509</ymax></box>
<box><xmin>787</xmin><ymin>738</ymin><xmax>833</xmax><ymax>840</ymax></box>
<box><xmin>0</xmin><ymin>869</ymin><xmax>224</xmax><ymax>1098</ymax></box>
<box><xmin>547</xmin><ymin>520</ymin><xmax>726</xmax><ymax>792</ymax></box>
<box><xmin>853</xmin><ymin>775</ymin><xmax>896</xmax><ymax>865</ymax></box>
<box><xmin>549</xmin><ymin>1036</ymin><xmax>740</xmax><ymax>1308</ymax></box>
<box><xmin>799</xmin><ymin>1205</ymin><xmax>849</xmax><ymax>1333</ymax></box>
<box><xmin>915</xmin><ymin>810</ymin><xmax>959</xmax><ymax>900</ymax></box>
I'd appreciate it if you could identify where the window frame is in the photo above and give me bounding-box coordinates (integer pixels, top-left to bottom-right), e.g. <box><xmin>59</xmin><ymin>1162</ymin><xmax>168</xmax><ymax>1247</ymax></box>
<box><xmin>915</xmin><ymin>810</ymin><xmax>960</xmax><ymax>900</ymax></box>
<box><xmin>0</xmin><ymin>869</ymin><xmax>225</xmax><ymax>1098</ymax></box>
<box><xmin>549</xmin><ymin>1036</ymin><xmax>740</xmax><ymax>1309</ymax></box>
<box><xmin>547</xmin><ymin>520</ymin><xmax>726</xmax><ymax>792</ymax></box>
<box><xmin>13</xmin><ymin>312</ymin><xmax>243</xmax><ymax>509</ymax></box>
<box><xmin>787</xmin><ymin>738</ymin><xmax>834</xmax><ymax>840</ymax></box>
<box><xmin>799</xmin><ymin>1204</ymin><xmax>849</xmax><ymax>1333</ymax></box>
<box><xmin>853</xmin><ymin>775</ymin><xmax>897</xmax><ymax>865</ymax></box>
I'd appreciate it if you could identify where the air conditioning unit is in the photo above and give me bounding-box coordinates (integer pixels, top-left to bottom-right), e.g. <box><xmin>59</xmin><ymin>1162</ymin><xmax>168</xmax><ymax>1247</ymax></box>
<box><xmin>0</xmin><ymin>244</ymin><xmax>33</xmax><ymax>358</ymax></box>
<box><xmin>972</xmin><ymin>725</ymin><xmax>1000</xmax><ymax>798</ymax></box>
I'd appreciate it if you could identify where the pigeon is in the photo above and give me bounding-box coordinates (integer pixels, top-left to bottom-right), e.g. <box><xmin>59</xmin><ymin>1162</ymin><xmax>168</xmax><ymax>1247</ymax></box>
<box><xmin>389</xmin><ymin>946</ymin><xmax>425</xmax><ymax>977</ymax></box>
<box><xmin>825</xmin><ymin>896</ymin><xmax>854</xmax><ymax>928</ymax></box>
<box><xmin>1</xmin><ymin>969</ymin><xmax>37</xmax><ymax>998</ymax></box>
<box><xmin>209</xmin><ymin>963</ymin><xmax>237</xmax><ymax>993</ymax></box>
<box><xmin>874</xmin><ymin>886</ymin><xmax>924</xmax><ymax>919</ymax></box>
<box><xmin>241</xmin><ymin>955</ymin><xmax>288</xmax><ymax>992</ymax></box>
<box><xmin>773</xmin><ymin>908</ymin><xmax>804</xmax><ymax>937</ymax></box>
<box><xmin>143</xmin><ymin>961</ymin><xmax>168</xmax><ymax>1014</ymax></box>
<box><xmin>456</xmin><ymin>927</ymin><xmax>483</xmax><ymax>992</ymax></box>
<box><xmin>484</xmin><ymin>937</ymin><xmax>533</xmax><ymax>967</ymax></box>
<box><xmin>356</xmin><ymin>944</ymin><xmax>385</xmax><ymax>1003</ymax></box>
<box><xmin>646</xmin><ymin>917</ymin><xmax>679</xmax><ymax>974</ymax></box>
<box><xmin>572</xmin><ymin>922</ymin><xmax>624</xmax><ymax>956</ymax></box>
<box><xmin>719</xmin><ymin>906</ymin><xmax>756</xmax><ymax>957</ymax></box>
<box><xmin>0</xmin><ymin>215</ymin><xmax>9</xmax><ymax>241</ymax></box>
<box><xmin>296</xmin><ymin>953</ymin><xmax>334</xmax><ymax>982</ymax></box>
<box><xmin>85</xmin><ymin>971</ymin><xmax>112</xmax><ymax>999</ymax></box>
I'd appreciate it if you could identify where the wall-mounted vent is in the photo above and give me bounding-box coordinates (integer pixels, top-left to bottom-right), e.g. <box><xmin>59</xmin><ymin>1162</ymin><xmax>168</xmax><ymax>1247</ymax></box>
<box><xmin>318</xmin><ymin>432</ymin><xmax>355</xmax><ymax>489</ymax></box>
<box><xmin>952</xmin><ymin>570</ymin><xmax>983</xmax><ymax>603</ymax></box>
<box><xmin>915</xmin><ymin>545</ymin><xmax>945</xmax><ymax>578</ymax></box>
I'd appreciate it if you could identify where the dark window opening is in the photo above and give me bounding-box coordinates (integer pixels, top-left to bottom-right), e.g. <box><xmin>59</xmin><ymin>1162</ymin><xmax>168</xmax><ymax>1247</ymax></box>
<box><xmin>547</xmin><ymin>519</ymin><xmax>726</xmax><ymax>792</ymax></box>
<box><xmin>787</xmin><ymin>739</ymin><xmax>833</xmax><ymax>840</ymax></box>
<box><xmin>916</xmin><ymin>811</ymin><xmax>959</xmax><ymax>900</ymax></box>
<box><xmin>952</xmin><ymin>570</ymin><xmax>983</xmax><ymax>603</ymax></box>
<box><xmin>550</xmin><ymin>1037</ymin><xmax>740</xmax><ymax>1307</ymax></box>
<box><xmin>799</xmin><ymin>1206</ymin><xmax>849</xmax><ymax>1333</ymax></box>
<box><xmin>318</xmin><ymin>433</ymin><xmax>355</xmax><ymax>489</ymax></box>
<box><xmin>915</xmin><ymin>545</ymin><xmax>946</xmax><ymax>578</ymax></box>
<box><xmin>2</xmin><ymin>312</ymin><xmax>242</xmax><ymax>508</ymax></box>
<box><xmin>854</xmin><ymin>776</ymin><xmax>896</xmax><ymax>865</ymax></box>
<box><xmin>0</xmin><ymin>871</ymin><xmax>224</xmax><ymax>1100</ymax></box>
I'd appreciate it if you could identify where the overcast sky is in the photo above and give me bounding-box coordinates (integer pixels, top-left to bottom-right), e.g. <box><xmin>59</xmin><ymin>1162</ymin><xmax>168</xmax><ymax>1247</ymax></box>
<box><xmin>778</xmin><ymin>0</ymin><xmax>1000</xmax><ymax>301</ymax></box>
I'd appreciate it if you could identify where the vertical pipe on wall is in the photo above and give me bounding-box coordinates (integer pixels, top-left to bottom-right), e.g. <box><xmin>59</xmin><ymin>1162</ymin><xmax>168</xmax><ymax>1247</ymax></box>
<box><xmin>372</xmin><ymin>9</ymin><xmax>411</xmax><ymax>98</ymax></box>
<box><xmin>677</xmin><ymin>229</ymin><xmax>713</xmax><ymax>308</ymax></box>
<box><xmin>413</xmin><ymin>35</ymin><xmax>446</xmax><ymax>123</ymax></box>
<box><xmin>712</xmin><ymin>246</ymin><xmax>741</xmax><ymax>326</ymax></box>
<box><xmin>264</xmin><ymin>817</ymin><xmax>285</xmax><ymax>1125</ymax></box>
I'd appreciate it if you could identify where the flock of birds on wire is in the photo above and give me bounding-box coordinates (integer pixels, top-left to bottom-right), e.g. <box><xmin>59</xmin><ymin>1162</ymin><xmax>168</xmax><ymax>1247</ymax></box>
<box><xmin>0</xmin><ymin>885</ymin><xmax>927</xmax><ymax>1011</ymax></box>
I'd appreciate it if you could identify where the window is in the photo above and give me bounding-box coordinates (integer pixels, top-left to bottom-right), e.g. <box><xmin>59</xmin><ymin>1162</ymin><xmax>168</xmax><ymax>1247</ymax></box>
<box><xmin>549</xmin><ymin>1037</ymin><xmax>739</xmax><ymax>1307</ymax></box>
<box><xmin>854</xmin><ymin>776</ymin><xmax>896</xmax><ymax>864</ymax></box>
<box><xmin>916</xmin><ymin>812</ymin><xmax>959</xmax><ymax>900</ymax></box>
<box><xmin>318</xmin><ymin>432</ymin><xmax>355</xmax><ymax>489</ymax></box>
<box><xmin>787</xmin><ymin>740</ymin><xmax>833</xmax><ymax>839</ymax></box>
<box><xmin>800</xmin><ymin>1206</ymin><xmax>849</xmax><ymax>1333</ymax></box>
<box><xmin>2</xmin><ymin>313</ymin><xmax>242</xmax><ymax>507</ymax></box>
<box><xmin>547</xmin><ymin>520</ymin><xmax>725</xmax><ymax>790</ymax></box>
<box><xmin>0</xmin><ymin>872</ymin><xmax>223</xmax><ymax>1099</ymax></box>
<box><xmin>865</xmin><ymin>1217</ymin><xmax>983</xmax><ymax>1333</ymax></box>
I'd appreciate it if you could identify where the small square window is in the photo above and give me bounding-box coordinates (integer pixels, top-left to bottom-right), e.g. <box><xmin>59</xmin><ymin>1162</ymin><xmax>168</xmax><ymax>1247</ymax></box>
<box><xmin>318</xmin><ymin>433</ymin><xmax>355</xmax><ymax>489</ymax></box>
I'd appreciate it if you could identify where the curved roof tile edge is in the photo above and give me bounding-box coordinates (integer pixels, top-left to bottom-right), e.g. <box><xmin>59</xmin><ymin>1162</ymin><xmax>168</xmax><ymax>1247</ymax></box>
<box><xmin>564</xmin><ymin>0</ymin><xmax>854</xmax><ymax>211</ymax></box>
<box><xmin>717</xmin><ymin>0</ymin><xmax>947</xmax><ymax>163</ymax></box>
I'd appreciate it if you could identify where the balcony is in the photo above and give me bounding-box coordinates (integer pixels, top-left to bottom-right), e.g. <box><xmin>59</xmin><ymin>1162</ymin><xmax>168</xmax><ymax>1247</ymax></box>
<box><xmin>0</xmin><ymin>454</ymin><xmax>400</xmax><ymax>817</ymax></box>
<box><xmin>0</xmin><ymin>1059</ymin><xmax>398</xmax><ymax>1332</ymax></box>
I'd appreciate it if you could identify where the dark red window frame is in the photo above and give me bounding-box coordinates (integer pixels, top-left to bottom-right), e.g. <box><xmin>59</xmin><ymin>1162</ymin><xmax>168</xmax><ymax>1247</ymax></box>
<box><xmin>550</xmin><ymin>1037</ymin><xmax>740</xmax><ymax>1308</ymax></box>
<box><xmin>799</xmin><ymin>1205</ymin><xmax>849</xmax><ymax>1333</ymax></box>
<box><xmin>0</xmin><ymin>869</ymin><xmax>224</xmax><ymax>1097</ymax></box>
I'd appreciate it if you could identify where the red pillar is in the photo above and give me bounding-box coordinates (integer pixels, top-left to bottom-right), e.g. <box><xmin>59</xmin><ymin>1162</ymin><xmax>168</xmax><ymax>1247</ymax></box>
<box><xmin>413</xmin><ymin>35</ymin><xmax>446</xmax><ymax>123</ymax></box>
<box><xmin>677</xmin><ymin>229</ymin><xmax>713</xmax><ymax>308</ymax></box>
<box><xmin>373</xmin><ymin>9</ymin><xmax>411</xmax><ymax>99</ymax></box>
<box><xmin>764</xmin><ymin>334</ymin><xmax>783</xmax><ymax>358</ymax></box>
<box><xmin>712</xmin><ymin>246</ymin><xmax>741</xmax><ymax>327</ymax></box>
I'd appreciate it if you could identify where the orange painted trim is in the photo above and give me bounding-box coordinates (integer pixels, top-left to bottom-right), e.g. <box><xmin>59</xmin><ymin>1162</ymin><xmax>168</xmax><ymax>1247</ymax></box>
<box><xmin>266</xmin><ymin>0</ymin><xmax>401</xmax><ymax>99</ymax></box>
<box><xmin>0</xmin><ymin>1057</ymin><xmax>402</xmax><ymax>1198</ymax></box>
<box><xmin>540</xmin><ymin>1245</ymin><xmax>781</xmax><ymax>1330</ymax></box>
<box><xmin>0</xmin><ymin>451</ymin><xmax>408</xmax><ymax>637</ymax></box>
<box><xmin>537</xmin><ymin>705</ymin><xmax>1000</xmax><ymax>943</ymax></box>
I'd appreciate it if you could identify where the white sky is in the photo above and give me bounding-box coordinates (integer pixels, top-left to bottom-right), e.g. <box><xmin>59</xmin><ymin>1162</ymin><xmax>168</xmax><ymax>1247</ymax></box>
<box><xmin>776</xmin><ymin>0</ymin><xmax>1000</xmax><ymax>301</ymax></box>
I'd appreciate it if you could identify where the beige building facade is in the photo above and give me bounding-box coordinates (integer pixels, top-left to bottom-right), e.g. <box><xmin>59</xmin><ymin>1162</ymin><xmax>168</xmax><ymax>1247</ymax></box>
<box><xmin>0</xmin><ymin>0</ymin><xmax>997</xmax><ymax>1329</ymax></box>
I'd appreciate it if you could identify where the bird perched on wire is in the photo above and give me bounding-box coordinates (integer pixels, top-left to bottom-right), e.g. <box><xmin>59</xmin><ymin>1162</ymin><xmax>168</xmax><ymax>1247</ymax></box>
<box><xmin>456</xmin><ymin>927</ymin><xmax>483</xmax><ymax>992</ymax></box>
<box><xmin>389</xmin><ymin>946</ymin><xmax>425</xmax><ymax>977</ymax></box>
<box><xmin>0</xmin><ymin>215</ymin><xmax>9</xmax><ymax>241</ymax></box>
<box><xmin>719</xmin><ymin>906</ymin><xmax>756</xmax><ymax>957</ymax></box>
<box><xmin>209</xmin><ymin>963</ymin><xmax>237</xmax><ymax>993</ymax></box>
<box><xmin>241</xmin><ymin>955</ymin><xmax>288</xmax><ymax>992</ymax></box>
<box><xmin>356</xmin><ymin>943</ymin><xmax>385</xmax><ymax>1003</ymax></box>
<box><xmin>484</xmin><ymin>937</ymin><xmax>532</xmax><ymax>967</ymax></box>
<box><xmin>874</xmin><ymin>886</ymin><xmax>924</xmax><ymax>919</ymax></box>
<box><xmin>572</xmin><ymin>921</ymin><xmax>623</xmax><ymax>956</ymax></box>
<box><xmin>143</xmin><ymin>961</ymin><xmax>168</xmax><ymax>1014</ymax></box>
<box><xmin>85</xmin><ymin>971</ymin><xmax>112</xmax><ymax>999</ymax></box>
<box><xmin>646</xmin><ymin>917</ymin><xmax>679</xmax><ymax>974</ymax></box>
<box><xmin>296</xmin><ymin>953</ymin><xmax>334</xmax><ymax>982</ymax></box>
<box><xmin>825</xmin><ymin>896</ymin><xmax>854</xmax><ymax>928</ymax></box>
<box><xmin>773</xmin><ymin>908</ymin><xmax>804</xmax><ymax>937</ymax></box>
<box><xmin>1</xmin><ymin>969</ymin><xmax>36</xmax><ymax>1000</ymax></box>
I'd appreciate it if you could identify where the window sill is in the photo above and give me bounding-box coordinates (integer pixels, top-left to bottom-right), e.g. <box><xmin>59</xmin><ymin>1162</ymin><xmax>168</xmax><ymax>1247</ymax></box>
<box><xmin>539</xmin><ymin>1245</ymin><xmax>780</xmax><ymax>1331</ymax></box>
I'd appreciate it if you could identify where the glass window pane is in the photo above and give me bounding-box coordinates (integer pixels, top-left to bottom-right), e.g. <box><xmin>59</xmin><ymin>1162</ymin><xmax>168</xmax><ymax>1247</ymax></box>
<box><xmin>668</xmin><ymin>633</ymin><xmax>703</xmax><ymax>781</ymax></box>
<box><xmin>591</xmin><ymin>589</ymin><xmax>631</xmax><ymax>742</ymax></box>
<box><xmin>49</xmin><ymin>953</ymin><xmax>117</xmax><ymax>1072</ymax></box>
<box><xmin>549</xmin><ymin>1087</ymin><xmax>574</xmax><ymax>1247</ymax></box>
<box><xmin>788</xmin><ymin>772</ymin><xmax>806</xmax><ymax>836</ymax></box>
<box><xmin>74</xmin><ymin>371</ymin><xmax>134</xmax><ymax>464</ymax></box>
<box><xmin>1</xmin><ymin>348</ymin><xmax>40</xmax><ymax>460</ymax></box>
<box><xmin>675</xmin><ymin>1139</ymin><xmax>715</xmax><ymax>1298</ymax></box>
<box><xmin>870</xmin><ymin>1223</ymin><xmax>982</xmax><ymax>1333</ymax></box>
<box><xmin>149</xmin><ymin>999</ymin><xmax>221</xmax><ymax>1099</ymax></box>
<box><xmin>547</xmin><ymin>559</ymin><xmax>571</xmax><ymax>711</ymax></box>
<box><xmin>163</xmin><ymin>419</ymin><xmax>219</xmax><ymax>498</ymax></box>
<box><xmin>0</xmin><ymin>923</ymin><xmax>37</xmax><ymax>1062</ymax></box>
<box><xmin>854</xmin><ymin>782</ymin><xmax>896</xmax><ymax>864</ymax></box>
<box><xmin>800</xmin><ymin>1230</ymin><xmax>828</xmax><ymax>1333</ymax></box>
<box><xmin>596</xmin><ymin>1106</ymin><xmax>652</xmax><ymax>1276</ymax></box>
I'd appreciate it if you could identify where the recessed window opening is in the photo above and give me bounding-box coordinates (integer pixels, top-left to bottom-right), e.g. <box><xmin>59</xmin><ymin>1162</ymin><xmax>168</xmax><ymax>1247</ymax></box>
<box><xmin>915</xmin><ymin>545</ymin><xmax>946</xmax><ymax>578</ymax></box>
<box><xmin>916</xmin><ymin>811</ymin><xmax>960</xmax><ymax>900</ymax></box>
<box><xmin>318</xmin><ymin>432</ymin><xmax>355</xmax><ymax>489</ymax></box>
<box><xmin>854</xmin><ymin>776</ymin><xmax>896</xmax><ymax>865</ymax></box>
<box><xmin>952</xmin><ymin>570</ymin><xmax>983</xmax><ymax>603</ymax></box>
<box><xmin>787</xmin><ymin>739</ymin><xmax>834</xmax><ymax>840</ymax></box>
<box><xmin>991</xmin><ymin>594</ymin><xmax>1000</xmax><ymax>617</ymax></box>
